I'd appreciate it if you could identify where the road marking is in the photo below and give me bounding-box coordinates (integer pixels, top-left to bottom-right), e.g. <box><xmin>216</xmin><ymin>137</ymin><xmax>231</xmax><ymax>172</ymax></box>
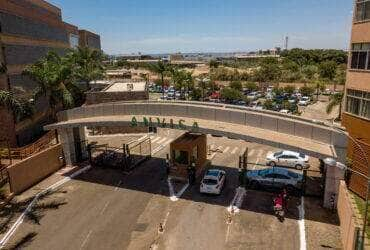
<box><xmin>257</xmin><ymin>149</ymin><xmax>264</xmax><ymax>158</ymax></box>
<box><xmin>162</xmin><ymin>211</ymin><xmax>171</xmax><ymax>228</ymax></box>
<box><xmin>100</xmin><ymin>201</ymin><xmax>110</xmax><ymax>215</ymax></box>
<box><xmin>248</xmin><ymin>149</ymin><xmax>255</xmax><ymax>156</ymax></box>
<box><xmin>210</xmin><ymin>144</ymin><xmax>215</xmax><ymax>150</ymax></box>
<box><xmin>231</xmin><ymin>147</ymin><xmax>238</xmax><ymax>154</ymax></box>
<box><xmin>138</xmin><ymin>135</ymin><xmax>148</xmax><ymax>141</ymax></box>
<box><xmin>157</xmin><ymin>137</ymin><xmax>167</xmax><ymax>144</ymax></box>
<box><xmin>167</xmin><ymin>177</ymin><xmax>189</xmax><ymax>202</ymax></box>
<box><xmin>114</xmin><ymin>180</ymin><xmax>122</xmax><ymax>191</ymax></box>
<box><xmin>151</xmin><ymin>137</ymin><xmax>161</xmax><ymax>143</ymax></box>
<box><xmin>223</xmin><ymin>146</ymin><xmax>230</xmax><ymax>153</ymax></box>
<box><xmin>299</xmin><ymin>196</ymin><xmax>306</xmax><ymax>250</ymax></box>
<box><xmin>209</xmin><ymin>152</ymin><xmax>217</xmax><ymax>160</ymax></box>
<box><xmin>0</xmin><ymin>165</ymin><xmax>92</xmax><ymax>248</ymax></box>
<box><xmin>163</xmin><ymin>138</ymin><xmax>173</xmax><ymax>146</ymax></box>
<box><xmin>152</xmin><ymin>144</ymin><xmax>166</xmax><ymax>155</ymax></box>
<box><xmin>227</xmin><ymin>187</ymin><xmax>246</xmax><ymax>214</ymax></box>
<box><xmin>252</xmin><ymin>159</ymin><xmax>259</xmax><ymax>170</ymax></box>
<box><xmin>80</xmin><ymin>230</ymin><xmax>93</xmax><ymax>249</ymax></box>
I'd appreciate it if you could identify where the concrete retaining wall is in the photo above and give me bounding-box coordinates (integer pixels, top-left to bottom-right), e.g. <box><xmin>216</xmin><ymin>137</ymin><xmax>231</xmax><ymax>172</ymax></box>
<box><xmin>7</xmin><ymin>144</ymin><xmax>64</xmax><ymax>194</ymax></box>
<box><xmin>85</xmin><ymin>91</ymin><xmax>149</xmax><ymax>105</ymax></box>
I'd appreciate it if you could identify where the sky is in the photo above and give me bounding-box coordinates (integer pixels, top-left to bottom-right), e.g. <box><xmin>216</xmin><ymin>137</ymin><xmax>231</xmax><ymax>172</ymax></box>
<box><xmin>49</xmin><ymin>0</ymin><xmax>354</xmax><ymax>55</ymax></box>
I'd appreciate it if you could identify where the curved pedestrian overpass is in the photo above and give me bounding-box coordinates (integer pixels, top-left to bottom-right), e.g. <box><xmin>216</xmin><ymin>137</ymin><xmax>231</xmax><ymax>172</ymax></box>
<box><xmin>45</xmin><ymin>101</ymin><xmax>348</xmax><ymax>165</ymax></box>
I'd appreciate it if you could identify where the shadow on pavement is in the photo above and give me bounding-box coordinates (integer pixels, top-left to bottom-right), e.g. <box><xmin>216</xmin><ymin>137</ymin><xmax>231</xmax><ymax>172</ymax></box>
<box><xmin>66</xmin><ymin>157</ymin><xmax>338</xmax><ymax>226</ymax></box>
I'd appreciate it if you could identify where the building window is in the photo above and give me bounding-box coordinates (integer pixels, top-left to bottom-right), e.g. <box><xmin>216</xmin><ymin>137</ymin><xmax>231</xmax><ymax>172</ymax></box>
<box><xmin>356</xmin><ymin>0</ymin><xmax>370</xmax><ymax>22</ymax></box>
<box><xmin>350</xmin><ymin>43</ymin><xmax>370</xmax><ymax>70</ymax></box>
<box><xmin>346</xmin><ymin>89</ymin><xmax>370</xmax><ymax>119</ymax></box>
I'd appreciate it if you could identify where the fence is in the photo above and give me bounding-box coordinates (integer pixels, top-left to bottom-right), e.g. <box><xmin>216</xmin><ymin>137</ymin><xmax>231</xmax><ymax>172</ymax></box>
<box><xmin>0</xmin><ymin>130</ymin><xmax>57</xmax><ymax>162</ymax></box>
<box><xmin>89</xmin><ymin>137</ymin><xmax>151</xmax><ymax>171</ymax></box>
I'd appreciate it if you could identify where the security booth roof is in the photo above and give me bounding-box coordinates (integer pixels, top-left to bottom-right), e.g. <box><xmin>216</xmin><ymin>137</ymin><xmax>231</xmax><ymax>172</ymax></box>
<box><xmin>170</xmin><ymin>132</ymin><xmax>206</xmax><ymax>150</ymax></box>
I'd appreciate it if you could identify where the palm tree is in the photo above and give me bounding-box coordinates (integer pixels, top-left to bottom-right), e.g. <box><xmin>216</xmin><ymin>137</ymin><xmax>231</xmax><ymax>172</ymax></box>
<box><xmin>69</xmin><ymin>47</ymin><xmax>104</xmax><ymax>90</ymax></box>
<box><xmin>148</xmin><ymin>61</ymin><xmax>168</xmax><ymax>98</ymax></box>
<box><xmin>326</xmin><ymin>92</ymin><xmax>344</xmax><ymax>121</ymax></box>
<box><xmin>0</xmin><ymin>91</ymin><xmax>22</xmax><ymax>115</ymax></box>
<box><xmin>24</xmin><ymin>51</ymin><xmax>76</xmax><ymax>119</ymax></box>
<box><xmin>184</xmin><ymin>72</ymin><xmax>194</xmax><ymax>100</ymax></box>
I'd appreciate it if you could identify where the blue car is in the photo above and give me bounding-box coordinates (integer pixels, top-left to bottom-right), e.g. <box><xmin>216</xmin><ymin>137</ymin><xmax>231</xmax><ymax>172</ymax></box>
<box><xmin>245</xmin><ymin>167</ymin><xmax>303</xmax><ymax>190</ymax></box>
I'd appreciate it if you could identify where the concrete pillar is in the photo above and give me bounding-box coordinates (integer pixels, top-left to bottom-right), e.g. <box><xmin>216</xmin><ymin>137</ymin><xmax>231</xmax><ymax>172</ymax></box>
<box><xmin>59</xmin><ymin>128</ymin><xmax>76</xmax><ymax>166</ymax></box>
<box><xmin>79</xmin><ymin>126</ymin><xmax>88</xmax><ymax>160</ymax></box>
<box><xmin>323</xmin><ymin>158</ymin><xmax>346</xmax><ymax>209</ymax></box>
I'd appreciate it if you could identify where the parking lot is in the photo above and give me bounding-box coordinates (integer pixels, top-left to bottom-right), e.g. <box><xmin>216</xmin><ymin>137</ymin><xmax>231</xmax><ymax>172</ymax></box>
<box><xmin>2</xmin><ymin>129</ymin><xmax>342</xmax><ymax>250</ymax></box>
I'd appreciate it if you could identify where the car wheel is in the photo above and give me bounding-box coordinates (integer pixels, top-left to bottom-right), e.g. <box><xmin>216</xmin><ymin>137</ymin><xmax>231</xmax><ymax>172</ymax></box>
<box><xmin>295</xmin><ymin>164</ymin><xmax>303</xmax><ymax>170</ymax></box>
<box><xmin>270</xmin><ymin>161</ymin><xmax>276</xmax><ymax>167</ymax></box>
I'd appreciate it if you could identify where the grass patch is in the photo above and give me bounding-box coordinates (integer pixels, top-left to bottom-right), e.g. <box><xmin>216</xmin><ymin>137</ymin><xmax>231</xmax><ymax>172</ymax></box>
<box><xmin>352</xmin><ymin>193</ymin><xmax>370</xmax><ymax>240</ymax></box>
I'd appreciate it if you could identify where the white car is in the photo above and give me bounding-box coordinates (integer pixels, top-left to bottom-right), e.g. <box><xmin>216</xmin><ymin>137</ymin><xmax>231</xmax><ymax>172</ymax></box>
<box><xmin>298</xmin><ymin>96</ymin><xmax>310</xmax><ymax>106</ymax></box>
<box><xmin>266</xmin><ymin>151</ymin><xmax>310</xmax><ymax>170</ymax></box>
<box><xmin>279</xmin><ymin>109</ymin><xmax>290</xmax><ymax>114</ymax></box>
<box><xmin>200</xmin><ymin>169</ymin><xmax>226</xmax><ymax>195</ymax></box>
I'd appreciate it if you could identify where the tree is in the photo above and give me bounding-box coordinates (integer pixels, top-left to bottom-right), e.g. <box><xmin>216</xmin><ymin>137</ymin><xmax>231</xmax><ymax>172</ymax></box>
<box><xmin>326</xmin><ymin>92</ymin><xmax>343</xmax><ymax>120</ymax></box>
<box><xmin>24</xmin><ymin>51</ymin><xmax>77</xmax><ymax>118</ymax></box>
<box><xmin>148</xmin><ymin>61</ymin><xmax>169</xmax><ymax>98</ymax></box>
<box><xmin>0</xmin><ymin>91</ymin><xmax>22</xmax><ymax>116</ymax></box>
<box><xmin>272</xmin><ymin>87</ymin><xmax>284</xmax><ymax>96</ymax></box>
<box><xmin>283</xmin><ymin>85</ymin><xmax>295</xmax><ymax>95</ymax></box>
<box><xmin>244</xmin><ymin>82</ymin><xmax>258</xmax><ymax>92</ymax></box>
<box><xmin>254</xmin><ymin>58</ymin><xmax>282</xmax><ymax>86</ymax></box>
<box><xmin>313</xmin><ymin>80</ymin><xmax>326</xmax><ymax>100</ymax></box>
<box><xmin>301</xmin><ymin>65</ymin><xmax>318</xmax><ymax>81</ymax></box>
<box><xmin>69</xmin><ymin>47</ymin><xmax>104</xmax><ymax>90</ymax></box>
<box><xmin>229</xmin><ymin>81</ymin><xmax>243</xmax><ymax>91</ymax></box>
<box><xmin>263</xmin><ymin>99</ymin><xmax>274</xmax><ymax>110</ymax></box>
<box><xmin>209</xmin><ymin>60</ymin><xmax>220</xmax><ymax>68</ymax></box>
<box><xmin>184</xmin><ymin>72</ymin><xmax>194</xmax><ymax>100</ymax></box>
<box><xmin>299</xmin><ymin>86</ymin><xmax>315</xmax><ymax>97</ymax></box>
<box><xmin>319</xmin><ymin>60</ymin><xmax>337</xmax><ymax>81</ymax></box>
<box><xmin>220</xmin><ymin>87</ymin><xmax>242</xmax><ymax>102</ymax></box>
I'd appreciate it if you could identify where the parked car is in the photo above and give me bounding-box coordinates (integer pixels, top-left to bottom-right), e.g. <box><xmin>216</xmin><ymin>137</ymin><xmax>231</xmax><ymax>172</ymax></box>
<box><xmin>298</xmin><ymin>96</ymin><xmax>310</xmax><ymax>106</ymax></box>
<box><xmin>200</xmin><ymin>169</ymin><xmax>226</xmax><ymax>195</ymax></box>
<box><xmin>246</xmin><ymin>92</ymin><xmax>258</xmax><ymax>100</ymax></box>
<box><xmin>245</xmin><ymin>167</ymin><xmax>303</xmax><ymax>190</ymax></box>
<box><xmin>266</xmin><ymin>150</ymin><xmax>310</xmax><ymax>170</ymax></box>
<box><xmin>279</xmin><ymin>109</ymin><xmax>290</xmax><ymax>114</ymax></box>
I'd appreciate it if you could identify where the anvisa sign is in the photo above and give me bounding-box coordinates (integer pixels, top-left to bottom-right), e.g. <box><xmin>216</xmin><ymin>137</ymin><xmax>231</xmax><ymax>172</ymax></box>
<box><xmin>130</xmin><ymin>116</ymin><xmax>199</xmax><ymax>131</ymax></box>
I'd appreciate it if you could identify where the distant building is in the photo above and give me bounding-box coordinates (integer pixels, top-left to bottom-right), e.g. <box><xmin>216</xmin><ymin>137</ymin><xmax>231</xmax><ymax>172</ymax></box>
<box><xmin>342</xmin><ymin>0</ymin><xmax>370</xmax><ymax>198</ymax></box>
<box><xmin>78</xmin><ymin>29</ymin><xmax>101</xmax><ymax>50</ymax></box>
<box><xmin>169</xmin><ymin>53</ymin><xmax>184</xmax><ymax>62</ymax></box>
<box><xmin>0</xmin><ymin>0</ymin><xmax>101</xmax><ymax>146</ymax></box>
<box><xmin>85</xmin><ymin>81</ymin><xmax>149</xmax><ymax>105</ymax></box>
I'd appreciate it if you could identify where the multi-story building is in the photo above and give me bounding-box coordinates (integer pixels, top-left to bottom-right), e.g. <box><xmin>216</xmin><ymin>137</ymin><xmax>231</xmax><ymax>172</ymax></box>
<box><xmin>342</xmin><ymin>0</ymin><xmax>370</xmax><ymax>198</ymax></box>
<box><xmin>78</xmin><ymin>29</ymin><xmax>101</xmax><ymax>50</ymax></box>
<box><xmin>0</xmin><ymin>0</ymin><xmax>100</xmax><ymax>147</ymax></box>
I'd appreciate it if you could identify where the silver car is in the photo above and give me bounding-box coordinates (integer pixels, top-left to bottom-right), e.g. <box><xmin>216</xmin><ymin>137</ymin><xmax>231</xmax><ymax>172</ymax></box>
<box><xmin>246</xmin><ymin>167</ymin><xmax>303</xmax><ymax>190</ymax></box>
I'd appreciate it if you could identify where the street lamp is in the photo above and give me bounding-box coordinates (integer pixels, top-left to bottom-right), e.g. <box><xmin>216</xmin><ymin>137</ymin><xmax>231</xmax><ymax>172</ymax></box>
<box><xmin>330</xmin><ymin>126</ymin><xmax>370</xmax><ymax>249</ymax></box>
<box><xmin>195</xmin><ymin>77</ymin><xmax>210</xmax><ymax>102</ymax></box>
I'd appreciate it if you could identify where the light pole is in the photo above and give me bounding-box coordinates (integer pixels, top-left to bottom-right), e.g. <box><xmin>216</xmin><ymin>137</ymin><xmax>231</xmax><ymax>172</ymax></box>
<box><xmin>331</xmin><ymin>126</ymin><xmax>370</xmax><ymax>249</ymax></box>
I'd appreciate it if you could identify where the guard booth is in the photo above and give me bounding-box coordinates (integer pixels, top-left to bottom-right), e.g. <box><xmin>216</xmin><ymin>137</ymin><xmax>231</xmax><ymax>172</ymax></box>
<box><xmin>169</xmin><ymin>132</ymin><xmax>208</xmax><ymax>180</ymax></box>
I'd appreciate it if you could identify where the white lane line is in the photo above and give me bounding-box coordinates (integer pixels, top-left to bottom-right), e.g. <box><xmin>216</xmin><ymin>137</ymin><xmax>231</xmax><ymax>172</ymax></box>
<box><xmin>167</xmin><ymin>178</ymin><xmax>189</xmax><ymax>202</ymax></box>
<box><xmin>163</xmin><ymin>138</ymin><xmax>173</xmax><ymax>146</ymax></box>
<box><xmin>152</xmin><ymin>144</ymin><xmax>166</xmax><ymax>155</ymax></box>
<box><xmin>0</xmin><ymin>165</ymin><xmax>92</xmax><ymax>248</ymax></box>
<box><xmin>151</xmin><ymin>137</ymin><xmax>162</xmax><ymax>143</ymax></box>
<box><xmin>100</xmin><ymin>201</ymin><xmax>110</xmax><ymax>215</ymax></box>
<box><xmin>209</xmin><ymin>152</ymin><xmax>217</xmax><ymax>160</ymax></box>
<box><xmin>223</xmin><ymin>146</ymin><xmax>230</xmax><ymax>154</ymax></box>
<box><xmin>138</xmin><ymin>135</ymin><xmax>148</xmax><ymax>141</ymax></box>
<box><xmin>162</xmin><ymin>211</ymin><xmax>171</xmax><ymax>228</ymax></box>
<box><xmin>114</xmin><ymin>180</ymin><xmax>122</xmax><ymax>191</ymax></box>
<box><xmin>231</xmin><ymin>147</ymin><xmax>238</xmax><ymax>155</ymax></box>
<box><xmin>299</xmin><ymin>196</ymin><xmax>306</xmax><ymax>250</ymax></box>
<box><xmin>257</xmin><ymin>149</ymin><xmax>264</xmax><ymax>158</ymax></box>
<box><xmin>157</xmin><ymin>137</ymin><xmax>168</xmax><ymax>145</ymax></box>
<box><xmin>227</xmin><ymin>187</ymin><xmax>246</xmax><ymax>214</ymax></box>
<box><xmin>80</xmin><ymin>230</ymin><xmax>93</xmax><ymax>250</ymax></box>
<box><xmin>248</xmin><ymin>149</ymin><xmax>255</xmax><ymax>157</ymax></box>
<box><xmin>252</xmin><ymin>159</ymin><xmax>259</xmax><ymax>170</ymax></box>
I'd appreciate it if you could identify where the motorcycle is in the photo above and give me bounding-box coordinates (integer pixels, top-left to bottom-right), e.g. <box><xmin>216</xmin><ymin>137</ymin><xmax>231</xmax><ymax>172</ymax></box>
<box><xmin>273</xmin><ymin>193</ymin><xmax>285</xmax><ymax>222</ymax></box>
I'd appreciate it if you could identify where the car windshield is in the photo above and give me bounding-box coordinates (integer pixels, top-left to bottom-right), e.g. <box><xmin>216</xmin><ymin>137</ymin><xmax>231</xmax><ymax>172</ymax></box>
<box><xmin>287</xmin><ymin>171</ymin><xmax>299</xmax><ymax>179</ymax></box>
<box><xmin>258</xmin><ymin>169</ymin><xmax>271</xmax><ymax>176</ymax></box>
<box><xmin>273</xmin><ymin>151</ymin><xmax>283</xmax><ymax>157</ymax></box>
<box><xmin>203</xmin><ymin>178</ymin><xmax>218</xmax><ymax>185</ymax></box>
<box><xmin>206</xmin><ymin>170</ymin><xmax>219</xmax><ymax>177</ymax></box>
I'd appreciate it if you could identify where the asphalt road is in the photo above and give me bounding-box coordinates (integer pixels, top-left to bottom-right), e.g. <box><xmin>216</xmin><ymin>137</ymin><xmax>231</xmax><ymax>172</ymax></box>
<box><xmin>3</xmin><ymin>128</ymin><xmax>339</xmax><ymax>250</ymax></box>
